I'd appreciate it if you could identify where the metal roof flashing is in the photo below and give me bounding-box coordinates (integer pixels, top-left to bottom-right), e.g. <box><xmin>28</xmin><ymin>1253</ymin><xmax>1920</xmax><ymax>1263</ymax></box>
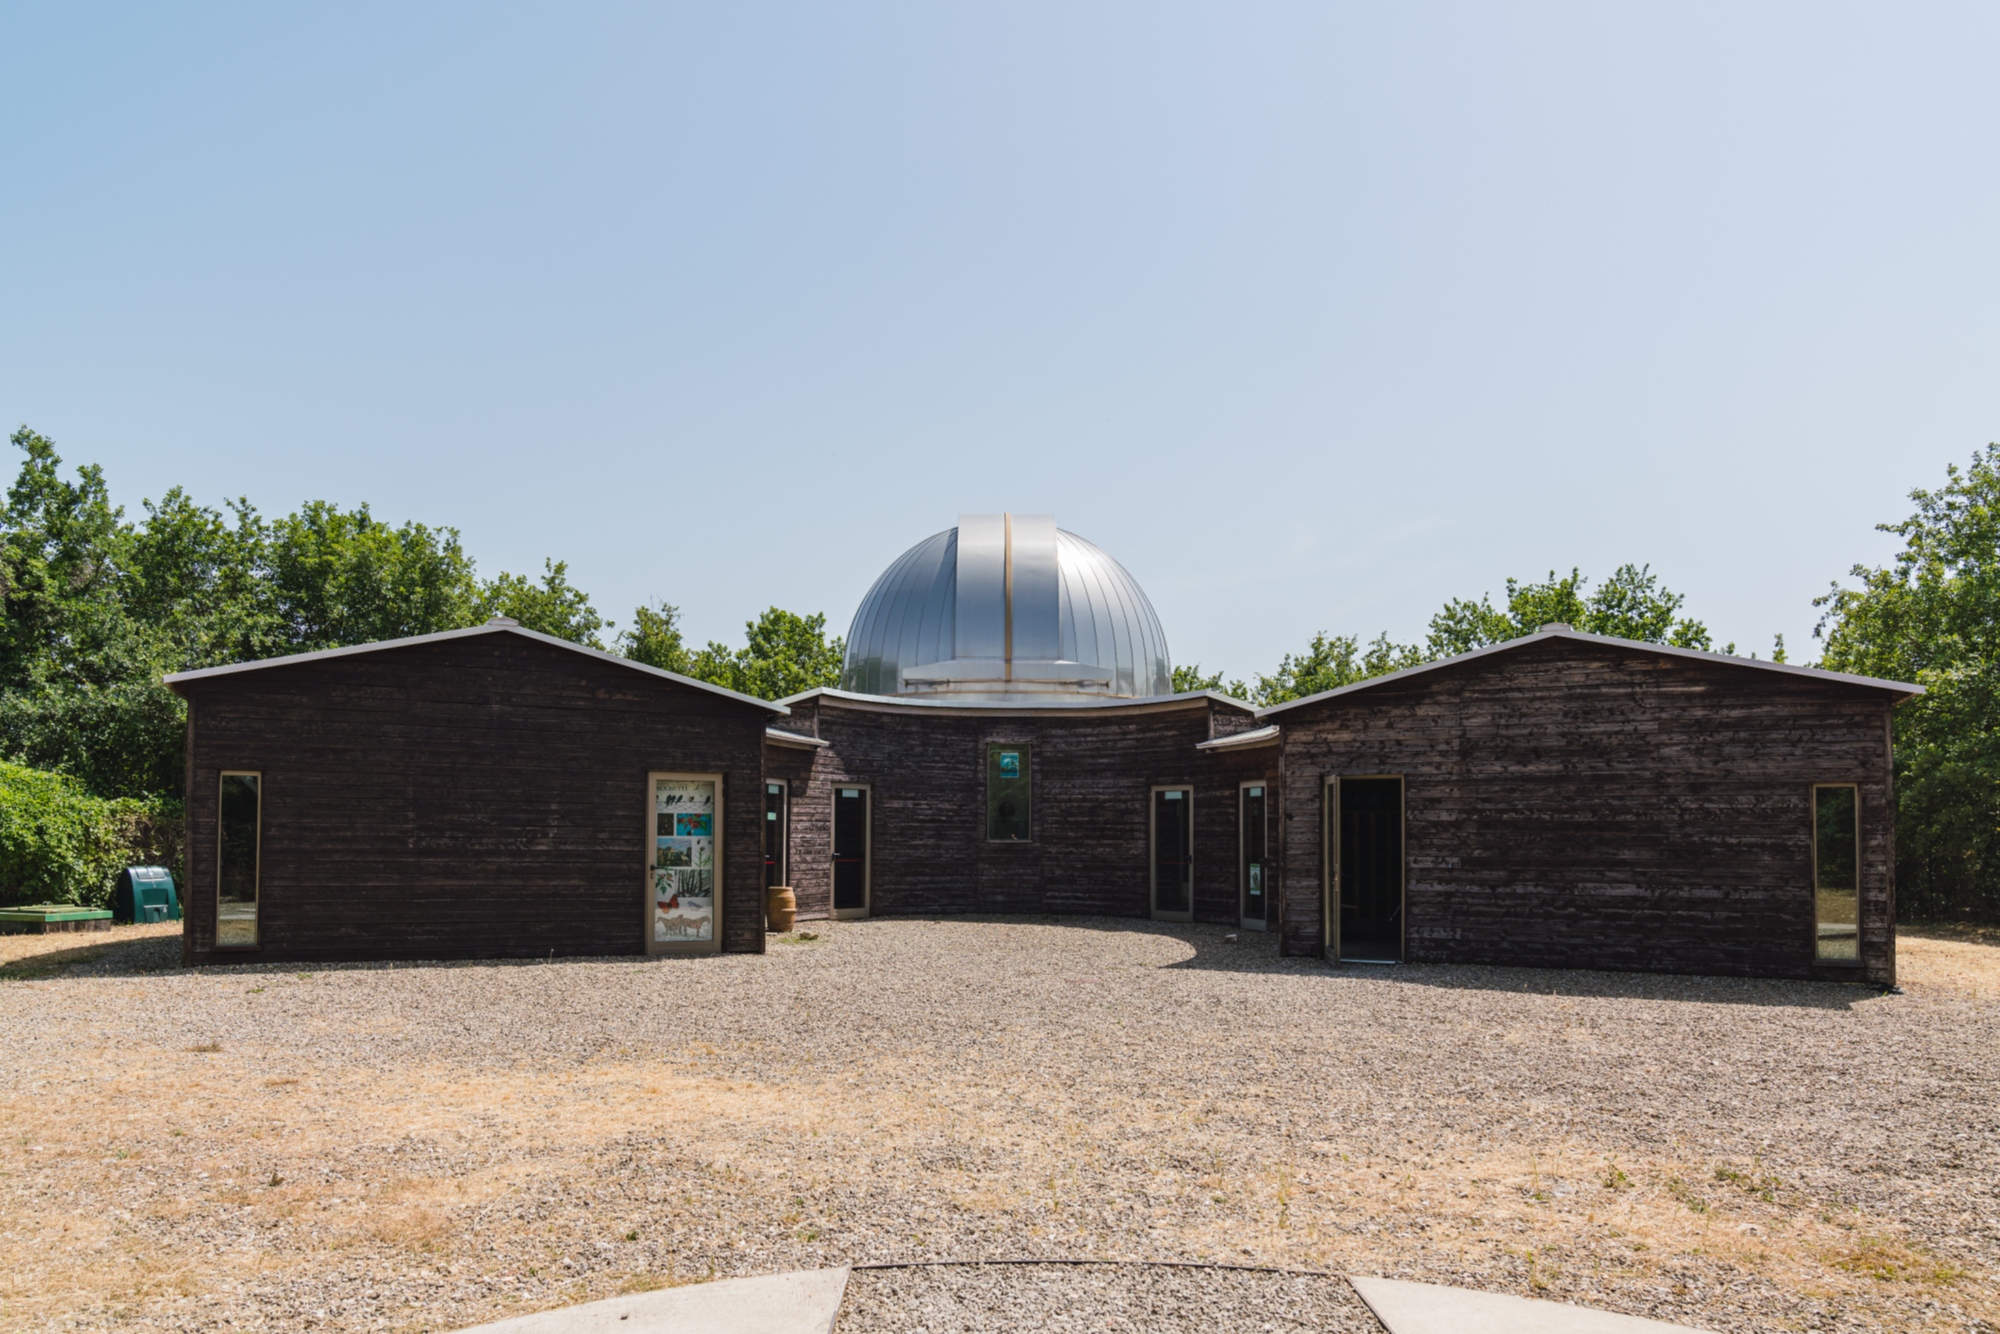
<box><xmin>1253</xmin><ymin>627</ymin><xmax>1924</xmax><ymax>719</ymax></box>
<box><xmin>775</xmin><ymin>685</ymin><xmax>1256</xmax><ymax>716</ymax></box>
<box><xmin>161</xmin><ymin>622</ymin><xmax>788</xmax><ymax>714</ymax></box>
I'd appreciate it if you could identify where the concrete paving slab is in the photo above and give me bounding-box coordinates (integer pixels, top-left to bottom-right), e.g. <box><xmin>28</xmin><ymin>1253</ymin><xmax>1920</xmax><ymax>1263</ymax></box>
<box><xmin>450</xmin><ymin>1268</ymin><xmax>849</xmax><ymax>1334</ymax></box>
<box><xmin>1350</xmin><ymin>1276</ymin><xmax>1710</xmax><ymax>1334</ymax></box>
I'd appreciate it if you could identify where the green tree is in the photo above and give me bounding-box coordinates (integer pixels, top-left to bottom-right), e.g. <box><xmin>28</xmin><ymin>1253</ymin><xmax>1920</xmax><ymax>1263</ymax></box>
<box><xmin>478</xmin><ymin>559</ymin><xmax>606</xmax><ymax>646</ymax></box>
<box><xmin>263</xmin><ymin>501</ymin><xmax>482</xmax><ymax>651</ymax></box>
<box><xmin>1253</xmin><ymin>631</ymin><xmax>1422</xmax><ymax>707</ymax></box>
<box><xmin>1816</xmin><ymin>444</ymin><xmax>2000</xmax><ymax>920</ymax></box>
<box><xmin>1425</xmin><ymin>566</ymin><xmax>1711</xmax><ymax>657</ymax></box>
<box><xmin>619</xmin><ymin>600</ymin><xmax>693</xmax><ymax>673</ymax></box>
<box><xmin>735</xmin><ymin>608</ymin><xmax>844</xmax><ymax>700</ymax></box>
<box><xmin>1172</xmin><ymin>663</ymin><xmax>1248</xmax><ymax>699</ymax></box>
<box><xmin>619</xmin><ymin>603</ymin><xmax>844</xmax><ymax>700</ymax></box>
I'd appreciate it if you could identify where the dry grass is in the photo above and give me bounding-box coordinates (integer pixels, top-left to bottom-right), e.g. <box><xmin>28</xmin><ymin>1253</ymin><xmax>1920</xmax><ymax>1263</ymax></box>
<box><xmin>0</xmin><ymin>921</ymin><xmax>1994</xmax><ymax>1333</ymax></box>
<box><xmin>1898</xmin><ymin>926</ymin><xmax>2000</xmax><ymax>999</ymax></box>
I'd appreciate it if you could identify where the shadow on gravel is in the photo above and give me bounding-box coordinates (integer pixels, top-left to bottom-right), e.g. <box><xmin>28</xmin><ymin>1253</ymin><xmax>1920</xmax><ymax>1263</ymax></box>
<box><xmin>1148</xmin><ymin>927</ymin><xmax>1879</xmax><ymax>1010</ymax></box>
<box><xmin>37</xmin><ymin>916</ymin><xmax>1882</xmax><ymax>1014</ymax></box>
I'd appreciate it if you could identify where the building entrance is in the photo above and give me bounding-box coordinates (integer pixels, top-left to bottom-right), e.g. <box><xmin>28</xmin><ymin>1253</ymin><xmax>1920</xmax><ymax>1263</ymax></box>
<box><xmin>1336</xmin><ymin>776</ymin><xmax>1403</xmax><ymax>962</ymax></box>
<box><xmin>832</xmin><ymin>786</ymin><xmax>870</xmax><ymax>918</ymax></box>
<box><xmin>1240</xmin><ymin>783</ymin><xmax>1269</xmax><ymax>930</ymax></box>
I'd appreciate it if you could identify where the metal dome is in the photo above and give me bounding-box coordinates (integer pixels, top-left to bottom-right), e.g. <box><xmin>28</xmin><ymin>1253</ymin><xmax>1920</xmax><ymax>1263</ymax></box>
<box><xmin>842</xmin><ymin>515</ymin><xmax>1173</xmax><ymax>702</ymax></box>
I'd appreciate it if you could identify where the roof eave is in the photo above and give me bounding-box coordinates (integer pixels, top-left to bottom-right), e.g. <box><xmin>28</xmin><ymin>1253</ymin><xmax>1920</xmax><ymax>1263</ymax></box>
<box><xmin>1253</xmin><ymin>628</ymin><xmax>1925</xmax><ymax>719</ymax></box>
<box><xmin>162</xmin><ymin>624</ymin><xmax>788</xmax><ymax>714</ymax></box>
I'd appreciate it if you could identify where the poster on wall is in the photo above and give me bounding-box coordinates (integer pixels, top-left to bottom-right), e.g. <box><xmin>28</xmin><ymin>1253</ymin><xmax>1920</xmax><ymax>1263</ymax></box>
<box><xmin>655</xmin><ymin>779</ymin><xmax>716</xmax><ymax>943</ymax></box>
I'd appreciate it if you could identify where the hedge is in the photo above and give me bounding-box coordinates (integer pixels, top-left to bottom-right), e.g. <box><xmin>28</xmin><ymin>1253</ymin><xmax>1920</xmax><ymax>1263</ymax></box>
<box><xmin>0</xmin><ymin>760</ymin><xmax>182</xmax><ymax>908</ymax></box>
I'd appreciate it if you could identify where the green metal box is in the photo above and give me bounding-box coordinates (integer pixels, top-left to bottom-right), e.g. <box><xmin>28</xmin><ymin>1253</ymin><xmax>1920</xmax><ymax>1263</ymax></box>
<box><xmin>114</xmin><ymin>866</ymin><xmax>181</xmax><ymax>924</ymax></box>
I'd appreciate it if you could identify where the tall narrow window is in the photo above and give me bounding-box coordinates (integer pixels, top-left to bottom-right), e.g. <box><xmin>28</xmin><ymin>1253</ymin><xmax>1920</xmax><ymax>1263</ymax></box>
<box><xmin>987</xmin><ymin>744</ymin><xmax>1032</xmax><ymax>841</ymax></box>
<box><xmin>217</xmin><ymin>772</ymin><xmax>261</xmax><ymax>948</ymax></box>
<box><xmin>1813</xmin><ymin>784</ymin><xmax>1859</xmax><ymax>961</ymax></box>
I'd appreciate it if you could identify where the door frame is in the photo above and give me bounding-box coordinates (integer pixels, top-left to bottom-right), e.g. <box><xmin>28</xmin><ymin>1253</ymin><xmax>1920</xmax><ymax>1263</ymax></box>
<box><xmin>646</xmin><ymin>771</ymin><xmax>725</xmax><ymax>957</ymax></box>
<box><xmin>830</xmin><ymin>782</ymin><xmax>872</xmax><ymax>920</ymax></box>
<box><xmin>1325</xmin><ymin>774</ymin><xmax>1406</xmax><ymax>964</ymax></box>
<box><xmin>1238</xmin><ymin>778</ymin><xmax>1270</xmax><ymax>931</ymax></box>
<box><xmin>1150</xmin><ymin>783</ymin><xmax>1194</xmax><ymax>923</ymax></box>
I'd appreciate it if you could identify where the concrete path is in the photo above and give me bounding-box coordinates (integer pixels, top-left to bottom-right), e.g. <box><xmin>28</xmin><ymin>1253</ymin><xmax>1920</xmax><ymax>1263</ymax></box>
<box><xmin>1350</xmin><ymin>1277</ymin><xmax>1710</xmax><ymax>1334</ymax></box>
<box><xmin>450</xmin><ymin>1268</ymin><xmax>849</xmax><ymax>1334</ymax></box>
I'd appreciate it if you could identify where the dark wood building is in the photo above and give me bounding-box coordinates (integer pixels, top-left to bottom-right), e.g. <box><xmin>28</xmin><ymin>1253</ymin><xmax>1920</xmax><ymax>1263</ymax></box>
<box><xmin>763</xmin><ymin>688</ymin><xmax>1274</xmax><ymax>925</ymax></box>
<box><xmin>161</xmin><ymin>512</ymin><xmax>1923</xmax><ymax>987</ymax></box>
<box><xmin>1261</xmin><ymin>629</ymin><xmax>1916</xmax><ymax>986</ymax></box>
<box><xmin>167</xmin><ymin>621</ymin><xmax>783</xmax><ymax>965</ymax></box>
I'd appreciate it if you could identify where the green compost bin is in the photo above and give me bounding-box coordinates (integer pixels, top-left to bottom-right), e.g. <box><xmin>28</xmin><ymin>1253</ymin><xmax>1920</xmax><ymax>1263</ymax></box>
<box><xmin>114</xmin><ymin>866</ymin><xmax>181</xmax><ymax>924</ymax></box>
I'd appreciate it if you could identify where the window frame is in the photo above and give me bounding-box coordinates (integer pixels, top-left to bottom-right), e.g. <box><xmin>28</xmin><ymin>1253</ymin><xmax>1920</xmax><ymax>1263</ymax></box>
<box><xmin>214</xmin><ymin>769</ymin><xmax>262</xmax><ymax>951</ymax></box>
<box><xmin>1810</xmin><ymin>781</ymin><xmax>1862</xmax><ymax>966</ymax></box>
<box><xmin>1150</xmin><ymin>784</ymin><xmax>1195</xmax><ymax>923</ymax></box>
<box><xmin>984</xmin><ymin>741</ymin><xmax>1034</xmax><ymax>843</ymax></box>
<box><xmin>645</xmin><ymin>771</ymin><xmax>726</xmax><ymax>957</ymax></box>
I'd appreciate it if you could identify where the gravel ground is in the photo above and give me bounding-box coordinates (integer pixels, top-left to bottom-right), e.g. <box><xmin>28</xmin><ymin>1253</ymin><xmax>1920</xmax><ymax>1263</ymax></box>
<box><xmin>0</xmin><ymin>918</ymin><xmax>1994</xmax><ymax>1334</ymax></box>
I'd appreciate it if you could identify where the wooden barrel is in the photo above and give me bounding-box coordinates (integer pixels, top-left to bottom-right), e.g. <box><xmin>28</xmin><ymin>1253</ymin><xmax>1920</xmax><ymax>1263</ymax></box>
<box><xmin>766</xmin><ymin>885</ymin><xmax>797</xmax><ymax>933</ymax></box>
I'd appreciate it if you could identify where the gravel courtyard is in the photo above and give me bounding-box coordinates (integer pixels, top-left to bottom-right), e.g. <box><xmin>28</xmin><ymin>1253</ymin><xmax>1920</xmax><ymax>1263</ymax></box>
<box><xmin>2</xmin><ymin>918</ymin><xmax>1995</xmax><ymax>1333</ymax></box>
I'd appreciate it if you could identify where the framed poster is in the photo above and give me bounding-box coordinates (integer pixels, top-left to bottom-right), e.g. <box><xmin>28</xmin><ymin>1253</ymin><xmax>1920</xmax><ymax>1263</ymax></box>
<box><xmin>648</xmin><ymin>773</ymin><xmax>723</xmax><ymax>955</ymax></box>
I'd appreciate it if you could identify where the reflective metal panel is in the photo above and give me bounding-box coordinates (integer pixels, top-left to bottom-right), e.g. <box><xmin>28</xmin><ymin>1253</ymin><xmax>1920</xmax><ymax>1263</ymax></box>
<box><xmin>1007</xmin><ymin>513</ymin><xmax>1061</xmax><ymax>662</ymax></box>
<box><xmin>953</xmin><ymin>513</ymin><xmax>1007</xmax><ymax>661</ymax></box>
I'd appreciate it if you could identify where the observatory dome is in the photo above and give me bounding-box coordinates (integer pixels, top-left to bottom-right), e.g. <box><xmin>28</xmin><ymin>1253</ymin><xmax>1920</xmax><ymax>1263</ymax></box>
<box><xmin>841</xmin><ymin>514</ymin><xmax>1173</xmax><ymax>702</ymax></box>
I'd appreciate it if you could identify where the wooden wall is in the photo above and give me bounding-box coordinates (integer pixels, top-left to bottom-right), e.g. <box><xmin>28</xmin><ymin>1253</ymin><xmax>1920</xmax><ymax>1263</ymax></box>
<box><xmin>176</xmin><ymin>633</ymin><xmax>774</xmax><ymax>965</ymax></box>
<box><xmin>1273</xmin><ymin>638</ymin><xmax>1900</xmax><ymax>984</ymax></box>
<box><xmin>766</xmin><ymin>694</ymin><xmax>1265</xmax><ymax>922</ymax></box>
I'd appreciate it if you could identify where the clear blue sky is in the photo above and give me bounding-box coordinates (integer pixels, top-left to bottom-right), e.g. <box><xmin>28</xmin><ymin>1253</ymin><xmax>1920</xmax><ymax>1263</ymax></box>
<box><xmin>4</xmin><ymin>4</ymin><xmax>1995</xmax><ymax>677</ymax></box>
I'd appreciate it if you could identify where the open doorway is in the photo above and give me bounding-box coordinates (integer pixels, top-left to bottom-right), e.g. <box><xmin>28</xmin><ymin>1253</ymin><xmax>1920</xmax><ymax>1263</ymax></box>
<box><xmin>1332</xmin><ymin>776</ymin><xmax>1403</xmax><ymax>962</ymax></box>
<box><xmin>1151</xmin><ymin>786</ymin><xmax>1193</xmax><ymax>921</ymax></box>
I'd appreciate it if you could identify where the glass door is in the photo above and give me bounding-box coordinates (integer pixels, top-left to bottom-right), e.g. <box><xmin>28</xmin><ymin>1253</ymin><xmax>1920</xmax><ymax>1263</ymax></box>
<box><xmin>1240</xmin><ymin>783</ymin><xmax>1268</xmax><ymax>930</ymax></box>
<box><xmin>651</xmin><ymin>774</ymin><xmax>721</xmax><ymax>954</ymax></box>
<box><xmin>832</xmin><ymin>786</ymin><xmax>870</xmax><ymax>918</ymax></box>
<box><xmin>1152</xmin><ymin>786</ymin><xmax>1193</xmax><ymax>921</ymax></box>
<box><xmin>764</xmin><ymin>781</ymin><xmax>787</xmax><ymax>888</ymax></box>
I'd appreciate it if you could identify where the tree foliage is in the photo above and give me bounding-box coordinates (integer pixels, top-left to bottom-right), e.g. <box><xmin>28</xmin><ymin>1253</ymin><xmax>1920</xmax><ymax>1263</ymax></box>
<box><xmin>0</xmin><ymin>427</ymin><xmax>606</xmax><ymax>798</ymax></box>
<box><xmin>0</xmin><ymin>758</ymin><xmax>165</xmax><ymax>907</ymax></box>
<box><xmin>1171</xmin><ymin>663</ymin><xmax>1247</xmax><ymax>699</ymax></box>
<box><xmin>1242</xmin><ymin>565</ymin><xmax>1716</xmax><ymax>707</ymax></box>
<box><xmin>1816</xmin><ymin>445</ymin><xmax>2000</xmax><ymax>921</ymax></box>
<box><xmin>620</xmin><ymin>601</ymin><xmax>844</xmax><ymax>700</ymax></box>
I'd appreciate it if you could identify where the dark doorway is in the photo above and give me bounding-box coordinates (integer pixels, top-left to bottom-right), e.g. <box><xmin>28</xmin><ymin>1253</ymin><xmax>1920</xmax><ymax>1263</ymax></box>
<box><xmin>832</xmin><ymin>786</ymin><xmax>870</xmax><ymax>916</ymax></box>
<box><xmin>764</xmin><ymin>782</ymin><xmax>787</xmax><ymax>888</ymax></box>
<box><xmin>1152</xmin><ymin>787</ymin><xmax>1193</xmax><ymax>920</ymax></box>
<box><xmin>1337</xmin><ymin>777</ymin><xmax>1403</xmax><ymax>962</ymax></box>
<box><xmin>1241</xmin><ymin>783</ymin><xmax>1268</xmax><ymax>929</ymax></box>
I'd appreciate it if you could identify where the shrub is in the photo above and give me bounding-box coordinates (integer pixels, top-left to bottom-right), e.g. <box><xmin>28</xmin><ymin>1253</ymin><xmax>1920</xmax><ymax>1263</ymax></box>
<box><xmin>0</xmin><ymin>760</ymin><xmax>180</xmax><ymax>908</ymax></box>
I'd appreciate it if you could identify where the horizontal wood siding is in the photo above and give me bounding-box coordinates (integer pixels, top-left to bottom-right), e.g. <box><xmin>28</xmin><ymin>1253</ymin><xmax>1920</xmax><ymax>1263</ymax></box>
<box><xmin>772</xmin><ymin>697</ymin><xmax>1260</xmax><ymax>921</ymax></box>
<box><xmin>179</xmin><ymin>635</ymin><xmax>772</xmax><ymax>965</ymax></box>
<box><xmin>1276</xmin><ymin>639</ymin><xmax>1898</xmax><ymax>984</ymax></box>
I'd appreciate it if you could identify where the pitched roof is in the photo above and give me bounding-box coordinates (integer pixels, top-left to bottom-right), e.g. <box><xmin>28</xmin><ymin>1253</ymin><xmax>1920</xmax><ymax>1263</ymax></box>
<box><xmin>1254</xmin><ymin>625</ymin><xmax>1924</xmax><ymax>719</ymax></box>
<box><xmin>162</xmin><ymin>620</ymin><xmax>788</xmax><ymax>714</ymax></box>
